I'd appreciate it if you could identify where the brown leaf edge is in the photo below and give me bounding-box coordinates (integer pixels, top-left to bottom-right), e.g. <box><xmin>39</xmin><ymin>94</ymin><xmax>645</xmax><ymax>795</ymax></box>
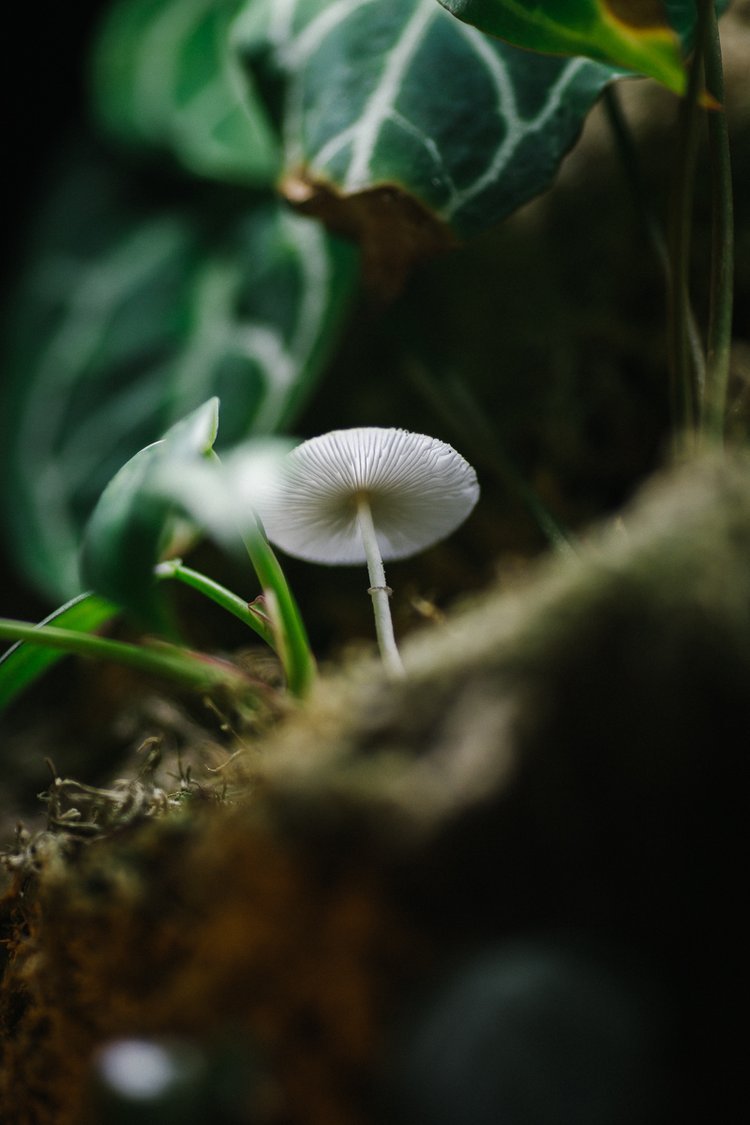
<box><xmin>281</xmin><ymin>168</ymin><xmax>457</xmax><ymax>300</ymax></box>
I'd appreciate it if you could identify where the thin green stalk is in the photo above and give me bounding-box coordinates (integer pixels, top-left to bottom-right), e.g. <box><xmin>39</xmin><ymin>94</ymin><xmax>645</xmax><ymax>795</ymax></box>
<box><xmin>241</xmin><ymin>526</ymin><xmax>316</xmax><ymax>698</ymax></box>
<box><xmin>0</xmin><ymin>619</ymin><xmax>249</xmax><ymax>694</ymax></box>
<box><xmin>155</xmin><ymin>560</ymin><xmax>276</xmax><ymax>649</ymax></box>
<box><xmin>666</xmin><ymin>1</ymin><xmax>712</xmax><ymax>443</ymax></box>
<box><xmin>702</xmin><ymin>1</ymin><xmax>734</xmax><ymax>443</ymax></box>
<box><xmin>203</xmin><ymin>451</ymin><xmax>316</xmax><ymax>698</ymax></box>
<box><xmin>603</xmin><ymin>87</ymin><xmax>705</xmax><ymax>392</ymax></box>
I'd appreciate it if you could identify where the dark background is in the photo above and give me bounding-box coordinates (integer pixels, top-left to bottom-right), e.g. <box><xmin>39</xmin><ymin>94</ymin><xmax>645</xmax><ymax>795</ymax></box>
<box><xmin>2</xmin><ymin>3</ymin><xmax>108</xmax><ymax>619</ymax></box>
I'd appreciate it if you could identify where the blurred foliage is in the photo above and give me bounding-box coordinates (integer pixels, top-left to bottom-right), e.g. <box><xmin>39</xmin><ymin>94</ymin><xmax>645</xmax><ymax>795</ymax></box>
<box><xmin>1</xmin><ymin>150</ymin><xmax>357</xmax><ymax>599</ymax></box>
<box><xmin>3</xmin><ymin>0</ymin><xmax>716</xmax><ymax>606</ymax></box>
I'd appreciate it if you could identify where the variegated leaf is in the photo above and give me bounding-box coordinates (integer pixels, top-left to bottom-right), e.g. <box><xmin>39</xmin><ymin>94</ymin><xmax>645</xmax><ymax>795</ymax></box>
<box><xmin>231</xmin><ymin>0</ymin><xmax>726</xmax><ymax>282</ymax></box>
<box><xmin>93</xmin><ymin>0</ymin><xmax>279</xmax><ymax>183</ymax></box>
<box><xmin>232</xmin><ymin>0</ymin><xmax>619</xmax><ymax>282</ymax></box>
<box><xmin>2</xmin><ymin>149</ymin><xmax>358</xmax><ymax>600</ymax></box>
<box><xmin>435</xmin><ymin>0</ymin><xmax>686</xmax><ymax>94</ymax></box>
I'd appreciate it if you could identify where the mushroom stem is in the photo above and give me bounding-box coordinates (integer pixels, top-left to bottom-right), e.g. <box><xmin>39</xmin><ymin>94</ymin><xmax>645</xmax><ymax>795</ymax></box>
<box><xmin>356</xmin><ymin>495</ymin><xmax>405</xmax><ymax>678</ymax></box>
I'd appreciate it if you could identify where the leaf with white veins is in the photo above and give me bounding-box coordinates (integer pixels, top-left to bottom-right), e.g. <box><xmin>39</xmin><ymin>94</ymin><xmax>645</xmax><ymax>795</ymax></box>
<box><xmin>232</xmin><ymin>0</ymin><xmax>621</xmax><ymax>285</ymax></box>
<box><xmin>232</xmin><ymin>0</ymin><xmax>726</xmax><ymax>286</ymax></box>
<box><xmin>2</xmin><ymin>148</ymin><xmax>358</xmax><ymax>600</ymax></box>
<box><xmin>93</xmin><ymin>0</ymin><xmax>280</xmax><ymax>184</ymax></box>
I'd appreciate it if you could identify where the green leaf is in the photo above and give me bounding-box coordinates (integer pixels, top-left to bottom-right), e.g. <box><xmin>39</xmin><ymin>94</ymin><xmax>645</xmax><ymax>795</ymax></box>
<box><xmin>0</xmin><ymin>593</ymin><xmax>119</xmax><ymax>712</ymax></box>
<box><xmin>232</xmin><ymin>0</ymin><xmax>728</xmax><ymax>274</ymax></box>
<box><xmin>155</xmin><ymin>559</ymin><xmax>276</xmax><ymax>648</ymax></box>
<box><xmin>79</xmin><ymin>399</ymin><xmax>220</xmax><ymax>628</ymax></box>
<box><xmin>0</xmin><ymin>617</ymin><xmax>251</xmax><ymax>698</ymax></box>
<box><xmin>151</xmin><ymin>443</ymin><xmax>317</xmax><ymax>697</ymax></box>
<box><xmin>93</xmin><ymin>0</ymin><xmax>280</xmax><ymax>184</ymax></box>
<box><xmin>434</xmin><ymin>0</ymin><xmax>687</xmax><ymax>94</ymax></box>
<box><xmin>233</xmin><ymin>0</ymin><xmax>620</xmax><ymax>263</ymax></box>
<box><xmin>81</xmin><ymin>411</ymin><xmax>315</xmax><ymax>696</ymax></box>
<box><xmin>1</xmin><ymin>147</ymin><xmax>358</xmax><ymax>600</ymax></box>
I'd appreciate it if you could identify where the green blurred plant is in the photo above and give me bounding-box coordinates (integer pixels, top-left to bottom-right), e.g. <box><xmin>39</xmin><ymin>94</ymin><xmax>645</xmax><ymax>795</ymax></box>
<box><xmin>3</xmin><ymin>0</ymin><xmax>734</xmax><ymax>605</ymax></box>
<box><xmin>0</xmin><ymin>0</ymin><xmax>738</xmax><ymax>712</ymax></box>
<box><xmin>0</xmin><ymin>400</ymin><xmax>315</xmax><ymax>709</ymax></box>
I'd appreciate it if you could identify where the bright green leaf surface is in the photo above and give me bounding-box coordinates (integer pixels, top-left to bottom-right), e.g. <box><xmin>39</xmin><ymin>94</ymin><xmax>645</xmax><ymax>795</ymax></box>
<box><xmin>233</xmin><ymin>0</ymin><xmax>621</xmax><ymax>239</ymax></box>
<box><xmin>79</xmin><ymin>400</ymin><xmax>220</xmax><ymax>627</ymax></box>
<box><xmin>1</xmin><ymin>148</ymin><xmax>358</xmax><ymax>601</ymax></box>
<box><xmin>0</xmin><ymin>593</ymin><xmax>119</xmax><ymax>712</ymax></box>
<box><xmin>435</xmin><ymin>0</ymin><xmax>686</xmax><ymax>94</ymax></box>
<box><xmin>93</xmin><ymin>0</ymin><xmax>280</xmax><ymax>183</ymax></box>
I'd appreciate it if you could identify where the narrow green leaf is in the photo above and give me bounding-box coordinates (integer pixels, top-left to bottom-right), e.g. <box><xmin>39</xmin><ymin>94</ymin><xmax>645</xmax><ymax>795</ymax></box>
<box><xmin>93</xmin><ymin>0</ymin><xmax>280</xmax><ymax>183</ymax></box>
<box><xmin>435</xmin><ymin>0</ymin><xmax>686</xmax><ymax>94</ymax></box>
<box><xmin>155</xmin><ymin>559</ymin><xmax>276</xmax><ymax>648</ymax></box>
<box><xmin>79</xmin><ymin>400</ymin><xmax>220</xmax><ymax>628</ymax></box>
<box><xmin>0</xmin><ymin>619</ymin><xmax>250</xmax><ymax>696</ymax></box>
<box><xmin>78</xmin><ymin>405</ymin><xmax>315</xmax><ymax>695</ymax></box>
<box><xmin>1</xmin><ymin>148</ymin><xmax>358</xmax><ymax>601</ymax></box>
<box><xmin>239</xmin><ymin>527</ymin><xmax>317</xmax><ymax>698</ymax></box>
<box><xmin>152</xmin><ymin>445</ymin><xmax>317</xmax><ymax>697</ymax></box>
<box><xmin>0</xmin><ymin>593</ymin><xmax>119</xmax><ymax>712</ymax></box>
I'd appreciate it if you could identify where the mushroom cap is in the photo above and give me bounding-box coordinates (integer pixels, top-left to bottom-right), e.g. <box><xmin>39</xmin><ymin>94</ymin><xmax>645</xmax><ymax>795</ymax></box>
<box><xmin>258</xmin><ymin>427</ymin><xmax>479</xmax><ymax>565</ymax></box>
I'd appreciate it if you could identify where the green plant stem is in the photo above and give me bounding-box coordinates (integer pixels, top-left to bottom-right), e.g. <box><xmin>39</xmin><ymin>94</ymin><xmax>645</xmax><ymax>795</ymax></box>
<box><xmin>155</xmin><ymin>560</ymin><xmax>275</xmax><ymax>648</ymax></box>
<box><xmin>603</xmin><ymin>87</ymin><xmax>705</xmax><ymax>392</ymax></box>
<box><xmin>202</xmin><ymin>450</ymin><xmax>316</xmax><ymax>698</ymax></box>
<box><xmin>702</xmin><ymin>1</ymin><xmax>734</xmax><ymax>443</ymax></box>
<box><xmin>666</xmin><ymin>1</ymin><xmax>712</xmax><ymax>443</ymax></box>
<box><xmin>355</xmin><ymin>495</ymin><xmax>405</xmax><ymax>679</ymax></box>
<box><xmin>241</xmin><ymin>525</ymin><xmax>316</xmax><ymax>698</ymax></box>
<box><xmin>0</xmin><ymin>618</ymin><xmax>249</xmax><ymax>694</ymax></box>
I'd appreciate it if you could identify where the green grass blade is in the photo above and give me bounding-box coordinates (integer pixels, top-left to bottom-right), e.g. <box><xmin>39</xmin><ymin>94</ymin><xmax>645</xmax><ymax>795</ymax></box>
<box><xmin>241</xmin><ymin>527</ymin><xmax>316</xmax><ymax>699</ymax></box>
<box><xmin>155</xmin><ymin>559</ymin><xmax>276</xmax><ymax>648</ymax></box>
<box><xmin>0</xmin><ymin>593</ymin><xmax>120</xmax><ymax>711</ymax></box>
<box><xmin>0</xmin><ymin>618</ymin><xmax>250</xmax><ymax>700</ymax></box>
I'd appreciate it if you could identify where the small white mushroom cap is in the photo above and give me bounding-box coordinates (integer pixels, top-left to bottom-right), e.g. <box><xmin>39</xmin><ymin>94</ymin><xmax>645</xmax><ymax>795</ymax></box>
<box><xmin>258</xmin><ymin>427</ymin><xmax>479</xmax><ymax>565</ymax></box>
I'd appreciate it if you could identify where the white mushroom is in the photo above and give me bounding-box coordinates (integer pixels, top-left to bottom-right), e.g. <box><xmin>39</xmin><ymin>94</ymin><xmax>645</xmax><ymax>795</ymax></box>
<box><xmin>259</xmin><ymin>427</ymin><xmax>479</xmax><ymax>677</ymax></box>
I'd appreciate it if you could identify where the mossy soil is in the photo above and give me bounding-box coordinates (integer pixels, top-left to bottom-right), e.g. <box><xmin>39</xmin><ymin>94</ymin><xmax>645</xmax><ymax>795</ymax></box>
<box><xmin>2</xmin><ymin>453</ymin><xmax>749</xmax><ymax>1123</ymax></box>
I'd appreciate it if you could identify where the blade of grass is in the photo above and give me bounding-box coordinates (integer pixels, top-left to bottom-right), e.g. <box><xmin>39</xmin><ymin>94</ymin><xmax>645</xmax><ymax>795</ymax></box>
<box><xmin>155</xmin><ymin>559</ymin><xmax>276</xmax><ymax>648</ymax></box>
<box><xmin>193</xmin><ymin>452</ymin><xmax>317</xmax><ymax>698</ymax></box>
<box><xmin>0</xmin><ymin>618</ymin><xmax>250</xmax><ymax>697</ymax></box>
<box><xmin>239</xmin><ymin>525</ymin><xmax>317</xmax><ymax>698</ymax></box>
<box><xmin>0</xmin><ymin>593</ymin><xmax>120</xmax><ymax>711</ymax></box>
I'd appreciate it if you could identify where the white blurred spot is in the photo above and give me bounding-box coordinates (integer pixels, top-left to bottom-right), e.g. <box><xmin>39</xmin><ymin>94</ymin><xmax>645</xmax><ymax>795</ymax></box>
<box><xmin>97</xmin><ymin>1039</ymin><xmax>178</xmax><ymax>1100</ymax></box>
